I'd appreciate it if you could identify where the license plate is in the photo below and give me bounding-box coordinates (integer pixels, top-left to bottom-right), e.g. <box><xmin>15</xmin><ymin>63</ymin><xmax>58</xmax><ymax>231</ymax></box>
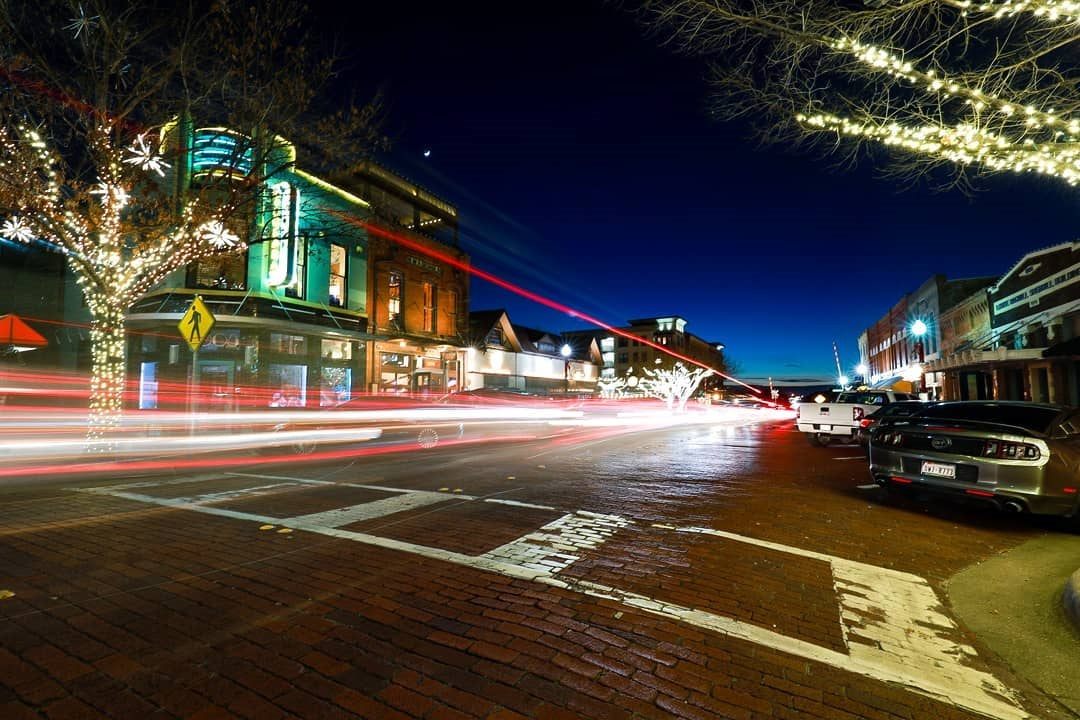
<box><xmin>817</xmin><ymin>425</ymin><xmax>831</xmax><ymax>432</ymax></box>
<box><xmin>921</xmin><ymin>461</ymin><xmax>956</xmax><ymax>479</ymax></box>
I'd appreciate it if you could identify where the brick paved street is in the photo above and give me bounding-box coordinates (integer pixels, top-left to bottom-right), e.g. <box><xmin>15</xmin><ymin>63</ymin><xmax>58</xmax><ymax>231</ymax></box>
<box><xmin>0</xmin><ymin>420</ymin><xmax>1069</xmax><ymax>719</ymax></box>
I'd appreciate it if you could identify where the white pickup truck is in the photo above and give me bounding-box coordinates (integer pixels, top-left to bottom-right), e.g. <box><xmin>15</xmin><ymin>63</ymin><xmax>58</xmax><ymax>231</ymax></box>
<box><xmin>796</xmin><ymin>390</ymin><xmax>918</xmax><ymax>446</ymax></box>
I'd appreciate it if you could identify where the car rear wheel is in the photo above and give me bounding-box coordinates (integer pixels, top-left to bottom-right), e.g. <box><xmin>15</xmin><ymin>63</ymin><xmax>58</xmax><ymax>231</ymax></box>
<box><xmin>813</xmin><ymin>432</ymin><xmax>832</xmax><ymax>447</ymax></box>
<box><xmin>417</xmin><ymin>428</ymin><xmax>439</xmax><ymax>449</ymax></box>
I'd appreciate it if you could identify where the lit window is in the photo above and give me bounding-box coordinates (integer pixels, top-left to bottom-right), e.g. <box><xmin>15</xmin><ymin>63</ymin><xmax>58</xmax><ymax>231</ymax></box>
<box><xmin>188</xmin><ymin>249</ymin><xmax>248</xmax><ymax>290</ymax></box>
<box><xmin>329</xmin><ymin>244</ymin><xmax>347</xmax><ymax>308</ymax></box>
<box><xmin>423</xmin><ymin>282</ymin><xmax>436</xmax><ymax>333</ymax></box>
<box><xmin>388</xmin><ymin>271</ymin><xmax>402</xmax><ymax>325</ymax></box>
<box><xmin>285</xmin><ymin>233</ymin><xmax>306</xmax><ymax>299</ymax></box>
<box><xmin>446</xmin><ymin>289</ymin><xmax>458</xmax><ymax>335</ymax></box>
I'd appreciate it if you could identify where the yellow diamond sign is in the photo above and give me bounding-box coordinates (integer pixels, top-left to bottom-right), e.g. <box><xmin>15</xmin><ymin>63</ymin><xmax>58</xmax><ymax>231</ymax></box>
<box><xmin>178</xmin><ymin>296</ymin><xmax>215</xmax><ymax>352</ymax></box>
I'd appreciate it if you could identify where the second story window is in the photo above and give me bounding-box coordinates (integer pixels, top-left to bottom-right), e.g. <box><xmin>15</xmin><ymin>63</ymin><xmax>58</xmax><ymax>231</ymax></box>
<box><xmin>388</xmin><ymin>271</ymin><xmax>402</xmax><ymax>325</ymax></box>
<box><xmin>446</xmin><ymin>289</ymin><xmax>458</xmax><ymax>335</ymax></box>
<box><xmin>329</xmin><ymin>244</ymin><xmax>347</xmax><ymax>308</ymax></box>
<box><xmin>187</xmin><ymin>250</ymin><xmax>248</xmax><ymax>291</ymax></box>
<box><xmin>285</xmin><ymin>233</ymin><xmax>307</xmax><ymax>299</ymax></box>
<box><xmin>422</xmin><ymin>282</ymin><xmax>436</xmax><ymax>333</ymax></box>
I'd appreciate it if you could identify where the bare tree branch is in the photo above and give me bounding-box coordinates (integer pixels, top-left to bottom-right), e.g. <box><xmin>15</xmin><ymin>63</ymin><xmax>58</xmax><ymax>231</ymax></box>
<box><xmin>626</xmin><ymin>0</ymin><xmax>1080</xmax><ymax>190</ymax></box>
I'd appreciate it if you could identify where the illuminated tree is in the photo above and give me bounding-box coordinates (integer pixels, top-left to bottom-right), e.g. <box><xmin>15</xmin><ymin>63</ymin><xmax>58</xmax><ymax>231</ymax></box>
<box><xmin>596</xmin><ymin>375</ymin><xmax>629</xmax><ymax>398</ymax></box>
<box><xmin>638</xmin><ymin>362</ymin><xmax>714</xmax><ymax>412</ymax></box>
<box><xmin>632</xmin><ymin>0</ymin><xmax>1080</xmax><ymax>191</ymax></box>
<box><xmin>0</xmin><ymin>0</ymin><xmax>383</xmax><ymax>443</ymax></box>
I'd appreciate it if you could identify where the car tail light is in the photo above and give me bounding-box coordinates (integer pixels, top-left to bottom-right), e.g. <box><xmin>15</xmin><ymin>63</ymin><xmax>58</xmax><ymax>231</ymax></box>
<box><xmin>853</xmin><ymin>407</ymin><xmax>864</xmax><ymax>422</ymax></box>
<box><xmin>982</xmin><ymin>440</ymin><xmax>1040</xmax><ymax>460</ymax></box>
<box><xmin>876</xmin><ymin>431</ymin><xmax>903</xmax><ymax>446</ymax></box>
<box><xmin>859</xmin><ymin>418</ymin><xmax>873</xmax><ymax>429</ymax></box>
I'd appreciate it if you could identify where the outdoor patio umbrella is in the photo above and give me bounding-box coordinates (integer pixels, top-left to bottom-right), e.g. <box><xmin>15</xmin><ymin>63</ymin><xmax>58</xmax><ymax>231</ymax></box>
<box><xmin>0</xmin><ymin>314</ymin><xmax>48</xmax><ymax>352</ymax></box>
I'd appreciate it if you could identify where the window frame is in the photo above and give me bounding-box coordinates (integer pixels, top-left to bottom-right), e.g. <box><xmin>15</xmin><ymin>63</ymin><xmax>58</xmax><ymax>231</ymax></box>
<box><xmin>388</xmin><ymin>270</ymin><xmax>403</xmax><ymax>325</ymax></box>
<box><xmin>422</xmin><ymin>282</ymin><xmax>437</xmax><ymax>333</ymax></box>
<box><xmin>284</xmin><ymin>233</ymin><xmax>307</xmax><ymax>300</ymax></box>
<box><xmin>328</xmin><ymin>243</ymin><xmax>347</xmax><ymax>308</ymax></box>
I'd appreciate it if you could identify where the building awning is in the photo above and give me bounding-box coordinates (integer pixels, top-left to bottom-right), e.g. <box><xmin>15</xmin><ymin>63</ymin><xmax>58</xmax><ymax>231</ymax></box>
<box><xmin>1043</xmin><ymin>337</ymin><xmax>1080</xmax><ymax>358</ymax></box>
<box><xmin>0</xmin><ymin>314</ymin><xmax>48</xmax><ymax>352</ymax></box>
<box><xmin>869</xmin><ymin>376</ymin><xmax>915</xmax><ymax>393</ymax></box>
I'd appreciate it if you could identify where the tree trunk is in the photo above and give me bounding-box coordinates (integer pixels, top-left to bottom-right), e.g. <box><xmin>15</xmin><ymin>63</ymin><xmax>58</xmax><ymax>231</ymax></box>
<box><xmin>87</xmin><ymin>304</ymin><xmax>128</xmax><ymax>449</ymax></box>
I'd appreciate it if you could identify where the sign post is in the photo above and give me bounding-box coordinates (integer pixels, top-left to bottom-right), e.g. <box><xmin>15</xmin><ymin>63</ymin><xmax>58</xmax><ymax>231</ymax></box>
<box><xmin>178</xmin><ymin>297</ymin><xmax>216</xmax><ymax>421</ymax></box>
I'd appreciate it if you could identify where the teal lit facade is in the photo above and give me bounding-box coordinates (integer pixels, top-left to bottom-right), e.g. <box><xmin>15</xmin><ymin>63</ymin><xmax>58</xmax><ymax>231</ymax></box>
<box><xmin>125</xmin><ymin>126</ymin><xmax>374</xmax><ymax>411</ymax></box>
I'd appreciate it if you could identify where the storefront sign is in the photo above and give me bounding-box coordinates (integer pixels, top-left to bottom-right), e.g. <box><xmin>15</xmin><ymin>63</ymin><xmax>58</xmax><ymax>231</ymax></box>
<box><xmin>407</xmin><ymin>255</ymin><xmax>441</xmax><ymax>274</ymax></box>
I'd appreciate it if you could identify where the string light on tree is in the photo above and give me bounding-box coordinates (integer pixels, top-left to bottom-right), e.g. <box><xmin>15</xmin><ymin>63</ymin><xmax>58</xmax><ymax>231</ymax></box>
<box><xmin>1</xmin><ymin>216</ymin><xmax>35</xmax><ymax>244</ymax></box>
<box><xmin>637</xmin><ymin>0</ymin><xmax>1080</xmax><ymax>190</ymax></box>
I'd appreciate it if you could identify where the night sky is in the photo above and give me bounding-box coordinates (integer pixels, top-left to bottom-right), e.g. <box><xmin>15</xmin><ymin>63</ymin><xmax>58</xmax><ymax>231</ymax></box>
<box><xmin>318</xmin><ymin>0</ymin><xmax>1080</xmax><ymax>385</ymax></box>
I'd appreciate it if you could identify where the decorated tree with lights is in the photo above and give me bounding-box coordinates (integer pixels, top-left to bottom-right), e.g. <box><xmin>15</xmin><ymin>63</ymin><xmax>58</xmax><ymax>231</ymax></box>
<box><xmin>0</xmin><ymin>0</ymin><xmax>382</xmax><ymax>443</ymax></box>
<box><xmin>632</xmin><ymin>0</ymin><xmax>1080</xmax><ymax>190</ymax></box>
<box><xmin>638</xmin><ymin>362</ymin><xmax>714</xmax><ymax>412</ymax></box>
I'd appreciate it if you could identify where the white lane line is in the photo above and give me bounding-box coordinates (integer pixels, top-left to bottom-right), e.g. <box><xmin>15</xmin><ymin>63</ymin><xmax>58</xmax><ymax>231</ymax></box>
<box><xmin>833</xmin><ymin>456</ymin><xmax>867</xmax><ymax>461</ymax></box>
<box><xmin>856</xmin><ymin>483</ymin><xmax>879</xmax><ymax>490</ymax></box>
<box><xmin>75</xmin><ymin>481</ymin><xmax>1029</xmax><ymax>720</ymax></box>
<box><xmin>224</xmin><ymin>472</ymin><xmax>455</xmax><ymax>497</ymax></box>
<box><xmin>224</xmin><ymin>472</ymin><xmax>336</xmax><ymax>485</ymax></box>
<box><xmin>289</xmin><ymin>491</ymin><xmax>451</xmax><ymax>528</ymax></box>
<box><xmin>483</xmin><ymin>498</ymin><xmax>556</xmax><ymax>510</ymax></box>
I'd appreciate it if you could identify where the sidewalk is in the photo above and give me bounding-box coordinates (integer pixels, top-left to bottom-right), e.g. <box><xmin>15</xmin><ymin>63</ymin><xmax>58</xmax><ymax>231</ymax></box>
<box><xmin>947</xmin><ymin>533</ymin><xmax>1080</xmax><ymax>717</ymax></box>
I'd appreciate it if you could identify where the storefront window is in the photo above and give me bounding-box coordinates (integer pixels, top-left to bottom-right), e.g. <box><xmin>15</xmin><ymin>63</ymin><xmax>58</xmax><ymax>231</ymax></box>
<box><xmin>139</xmin><ymin>362</ymin><xmax>158</xmax><ymax>410</ymax></box>
<box><xmin>270</xmin><ymin>332</ymin><xmax>307</xmax><ymax>355</ymax></box>
<box><xmin>321</xmin><ymin>338</ymin><xmax>352</xmax><ymax>360</ymax></box>
<box><xmin>380</xmin><ymin>352</ymin><xmax>411</xmax><ymax>393</ymax></box>
<box><xmin>268</xmin><ymin>363</ymin><xmax>307</xmax><ymax>407</ymax></box>
<box><xmin>320</xmin><ymin>367</ymin><xmax>352</xmax><ymax>406</ymax></box>
<box><xmin>329</xmin><ymin>244</ymin><xmax>347</xmax><ymax>308</ymax></box>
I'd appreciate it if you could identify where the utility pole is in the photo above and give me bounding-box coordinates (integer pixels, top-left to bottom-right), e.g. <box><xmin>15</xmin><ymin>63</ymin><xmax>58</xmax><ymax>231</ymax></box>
<box><xmin>833</xmin><ymin>341</ymin><xmax>844</xmax><ymax>387</ymax></box>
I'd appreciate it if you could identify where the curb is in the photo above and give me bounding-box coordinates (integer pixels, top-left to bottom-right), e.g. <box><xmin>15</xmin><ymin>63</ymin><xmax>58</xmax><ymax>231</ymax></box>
<box><xmin>1064</xmin><ymin>568</ymin><xmax>1080</xmax><ymax>632</ymax></box>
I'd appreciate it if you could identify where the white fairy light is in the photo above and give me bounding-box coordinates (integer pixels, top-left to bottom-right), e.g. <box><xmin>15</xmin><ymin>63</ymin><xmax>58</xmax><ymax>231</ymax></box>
<box><xmin>199</xmin><ymin>220</ymin><xmax>240</xmax><ymax>249</ymax></box>
<box><xmin>89</xmin><ymin>181</ymin><xmax>130</xmax><ymax>208</ymax></box>
<box><xmin>64</xmin><ymin>3</ymin><xmax>100</xmax><ymax>38</ymax></box>
<box><xmin>0</xmin><ymin>216</ymin><xmax>35</xmax><ymax>244</ymax></box>
<box><xmin>123</xmin><ymin>133</ymin><xmax>170</xmax><ymax>176</ymax></box>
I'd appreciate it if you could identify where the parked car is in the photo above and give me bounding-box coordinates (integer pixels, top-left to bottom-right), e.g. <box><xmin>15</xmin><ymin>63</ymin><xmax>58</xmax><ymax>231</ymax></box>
<box><xmin>868</xmin><ymin>401</ymin><xmax>1080</xmax><ymax>521</ymax></box>
<box><xmin>797</xmin><ymin>389</ymin><xmax>919</xmax><ymax>446</ymax></box>
<box><xmin>855</xmin><ymin>400</ymin><xmax>931</xmax><ymax>446</ymax></box>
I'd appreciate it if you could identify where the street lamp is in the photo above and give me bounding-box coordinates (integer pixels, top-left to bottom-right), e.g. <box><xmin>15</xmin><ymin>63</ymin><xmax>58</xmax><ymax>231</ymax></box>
<box><xmin>855</xmin><ymin>363</ymin><xmax>868</xmax><ymax>387</ymax></box>
<box><xmin>910</xmin><ymin>319</ymin><xmax>928</xmax><ymax>397</ymax></box>
<box><xmin>911</xmin><ymin>319</ymin><xmax>927</xmax><ymax>363</ymax></box>
<box><xmin>560</xmin><ymin>344</ymin><xmax>572</xmax><ymax>394</ymax></box>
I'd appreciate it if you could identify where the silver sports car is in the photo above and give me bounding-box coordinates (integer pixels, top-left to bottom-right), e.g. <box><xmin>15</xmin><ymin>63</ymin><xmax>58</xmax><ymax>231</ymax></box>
<box><xmin>869</xmin><ymin>401</ymin><xmax>1080</xmax><ymax>520</ymax></box>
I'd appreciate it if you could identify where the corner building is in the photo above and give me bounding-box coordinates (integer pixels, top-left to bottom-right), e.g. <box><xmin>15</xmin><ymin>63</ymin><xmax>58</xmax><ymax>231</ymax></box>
<box><xmin>125</xmin><ymin>127</ymin><xmax>467</xmax><ymax>409</ymax></box>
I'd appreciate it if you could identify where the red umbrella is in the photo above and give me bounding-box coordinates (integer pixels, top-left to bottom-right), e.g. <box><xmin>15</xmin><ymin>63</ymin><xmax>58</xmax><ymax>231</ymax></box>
<box><xmin>0</xmin><ymin>314</ymin><xmax>48</xmax><ymax>351</ymax></box>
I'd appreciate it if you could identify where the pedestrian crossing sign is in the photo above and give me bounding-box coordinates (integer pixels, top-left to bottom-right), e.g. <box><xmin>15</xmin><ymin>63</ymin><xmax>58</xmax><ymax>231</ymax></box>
<box><xmin>178</xmin><ymin>296</ymin><xmax>215</xmax><ymax>352</ymax></box>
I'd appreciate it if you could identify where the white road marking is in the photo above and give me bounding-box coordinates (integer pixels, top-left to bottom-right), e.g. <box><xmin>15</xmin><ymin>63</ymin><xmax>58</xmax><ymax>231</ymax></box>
<box><xmin>834</xmin><ymin>455</ymin><xmax>867</xmax><ymax>461</ymax></box>
<box><xmin>481</xmin><ymin>511</ymin><xmax>631</xmax><ymax>573</ymax></box>
<box><xmin>289</xmin><ymin>491</ymin><xmax>450</xmax><ymax>528</ymax></box>
<box><xmin>856</xmin><ymin>483</ymin><xmax>879</xmax><ymax>490</ymax></box>
<box><xmin>483</xmin><ymin>498</ymin><xmax>557</xmax><ymax>510</ymax></box>
<box><xmin>76</xmin><ymin>480</ymin><xmax>1030</xmax><ymax>720</ymax></box>
<box><xmin>653</xmin><ymin>524</ymin><xmax>1024</xmax><ymax>719</ymax></box>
